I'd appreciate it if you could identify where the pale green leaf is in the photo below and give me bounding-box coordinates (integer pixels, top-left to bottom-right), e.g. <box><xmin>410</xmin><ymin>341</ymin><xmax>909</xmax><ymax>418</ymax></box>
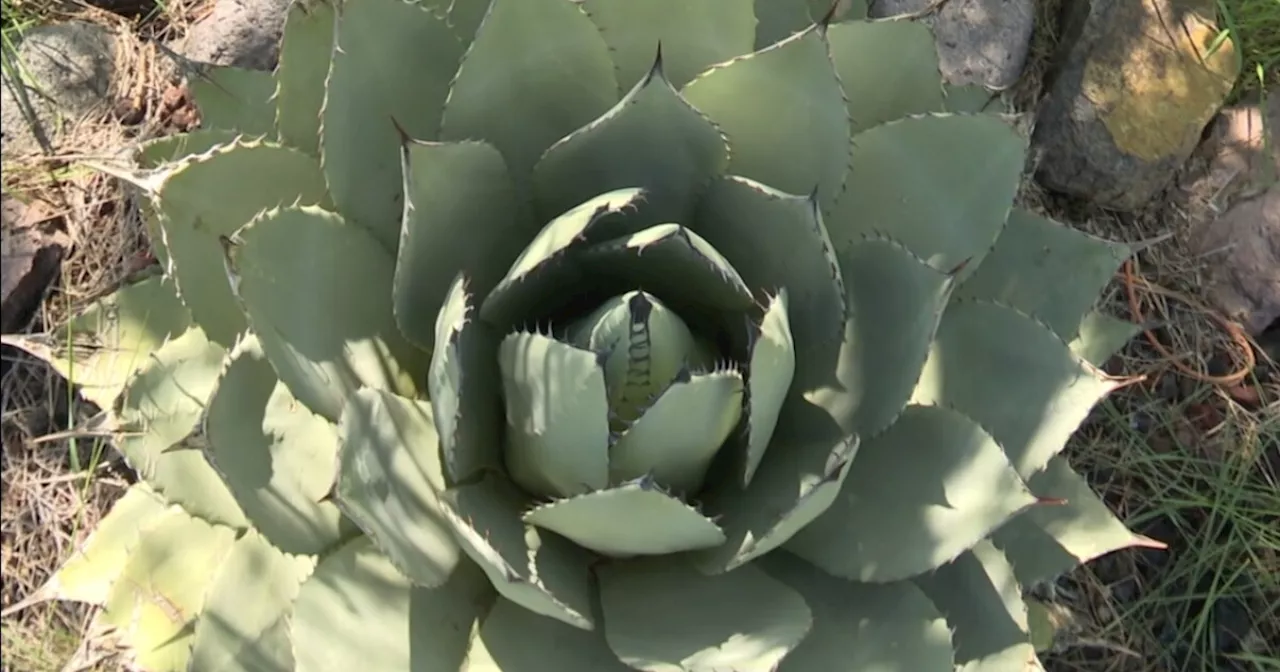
<box><xmin>136</xmin><ymin>130</ymin><xmax>239</xmax><ymax>168</ymax></box>
<box><xmin>828</xmin><ymin>18</ymin><xmax>945</xmax><ymax>134</ymax></box>
<box><xmin>696</xmin><ymin>432</ymin><xmax>858</xmax><ymax>574</ymax></box>
<box><xmin>693</xmin><ymin>176</ymin><xmax>847</xmax><ymax>424</ymax></box>
<box><xmin>446</xmin><ymin>0</ymin><xmax>489</xmax><ymax>41</ymax></box>
<box><xmin>579</xmin><ymin>0</ymin><xmax>755</xmax><ymax>88</ymax></box>
<box><xmin>230</xmin><ymin>205</ymin><xmax>428</xmax><ymax>422</ymax></box>
<box><xmin>682</xmin><ymin>26</ymin><xmax>850</xmax><ymax>214</ymax></box>
<box><xmin>323</xmin><ymin>0</ymin><xmax>463</xmax><ymax>249</ymax></box>
<box><xmin>115</xmin><ymin>327</ymin><xmax>248</xmax><ymax>529</ymax></box>
<box><xmin>440</xmin><ymin>474</ymin><xmax>596</xmax><ymax>629</ymax></box>
<box><xmin>829</xmin><ymin>114</ymin><xmax>1025</xmax><ymax>281</ymax></box>
<box><xmin>576</xmin><ymin>223</ymin><xmax>755</xmax><ymax>314</ymax></box>
<box><xmin>204</xmin><ymin>333</ymin><xmax>348</xmax><ymax>556</ymax></box>
<box><xmin>760</xmin><ymin>551</ymin><xmax>955</xmax><ymax>672</ymax></box>
<box><xmin>465</xmin><ymin>598</ymin><xmax>634</xmax><ymax>671</ymax></box>
<box><xmin>956</xmin><ymin>209</ymin><xmax>1132</xmax><ymax>340</ymax></box>
<box><xmin>439</xmin><ymin>0</ymin><xmax>619</xmax><ymax>180</ymax></box>
<box><xmin>1069</xmin><ymin>311</ymin><xmax>1141</xmax><ymax>367</ymax></box>
<box><xmin>276</xmin><ymin>0</ymin><xmax>336</xmax><ymax>155</ymax></box>
<box><xmin>292</xmin><ymin>536</ymin><xmax>493</xmax><ymax>672</ymax></box>
<box><xmin>480</xmin><ymin>187</ymin><xmax>645</xmax><ymax>328</ymax></box>
<box><xmin>189</xmin><ymin>530</ymin><xmax>316</xmax><ymax>672</ymax></box>
<box><xmin>427</xmin><ymin>275</ymin><xmax>503</xmax><ymax>482</ymax></box>
<box><xmin>914</xmin><ymin>541</ymin><xmax>1039</xmax><ymax>671</ymax></box>
<box><xmin>1</xmin><ymin>273</ymin><xmax>190</xmax><ymax>411</ymax></box>
<box><xmin>532</xmin><ymin>46</ymin><xmax>728</xmax><ymax>225</ymax></box>
<box><xmin>786</xmin><ymin>404</ymin><xmax>1037</xmax><ymax>582</ymax></box>
<box><xmin>598</xmin><ymin>558</ymin><xmax>812</xmax><ymax>672</ymax></box>
<box><xmin>40</xmin><ymin>484</ymin><xmax>168</xmax><ymax>606</ymax></box>
<box><xmin>943</xmin><ymin>83</ymin><xmax>1004</xmax><ymax>113</ymax></box>
<box><xmin>190</xmin><ymin>66</ymin><xmax>276</xmax><ymax>137</ymax></box>
<box><xmin>740</xmin><ymin>290</ymin><xmax>797</xmax><ymax>485</ymax></box>
<box><xmin>838</xmin><ymin>236</ymin><xmax>954</xmax><ymax>439</ymax></box>
<box><xmin>497</xmin><ymin>331</ymin><xmax>610</xmax><ymax>499</ymax></box>
<box><xmin>911</xmin><ymin>300</ymin><xmax>1122</xmax><ymax>478</ymax></box>
<box><xmin>156</xmin><ymin>140</ymin><xmax>329</xmax><ymax>346</ymax></box>
<box><xmin>522</xmin><ymin>480</ymin><xmax>726</xmax><ymax>556</ymax></box>
<box><xmin>396</xmin><ymin>139</ymin><xmax>532</xmax><ymax>350</ymax></box>
<box><xmin>336</xmin><ymin>388</ymin><xmax>460</xmax><ymax>588</ymax></box>
<box><xmin>609</xmin><ymin>369</ymin><xmax>744</xmax><ymax>495</ymax></box>
<box><xmin>100</xmin><ymin>509</ymin><xmax>237</xmax><ymax>672</ymax></box>
<box><xmin>993</xmin><ymin>456</ymin><xmax>1162</xmax><ymax>588</ymax></box>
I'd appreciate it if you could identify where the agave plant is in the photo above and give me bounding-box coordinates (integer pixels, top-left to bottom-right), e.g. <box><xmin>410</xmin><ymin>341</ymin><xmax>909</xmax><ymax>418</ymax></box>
<box><xmin>7</xmin><ymin>0</ymin><xmax>1164</xmax><ymax>670</ymax></box>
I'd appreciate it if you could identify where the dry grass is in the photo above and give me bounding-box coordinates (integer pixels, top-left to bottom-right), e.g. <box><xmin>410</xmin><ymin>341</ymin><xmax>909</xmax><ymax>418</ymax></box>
<box><xmin>0</xmin><ymin>0</ymin><xmax>1277</xmax><ymax>671</ymax></box>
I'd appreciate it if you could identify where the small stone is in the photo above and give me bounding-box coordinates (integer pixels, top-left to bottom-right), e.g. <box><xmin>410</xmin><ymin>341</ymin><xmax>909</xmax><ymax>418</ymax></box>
<box><xmin>1031</xmin><ymin>0</ymin><xmax>1237</xmax><ymax>211</ymax></box>
<box><xmin>1180</xmin><ymin>91</ymin><xmax>1280</xmax><ymax>336</ymax></box>
<box><xmin>176</xmin><ymin>0</ymin><xmax>294</xmax><ymax>71</ymax></box>
<box><xmin>0</xmin><ymin>21</ymin><xmax>117</xmax><ymax>157</ymax></box>
<box><xmin>868</xmin><ymin>0</ymin><xmax>1035</xmax><ymax>90</ymax></box>
<box><xmin>1</xmin><ymin>195</ymin><xmax>70</xmax><ymax>334</ymax></box>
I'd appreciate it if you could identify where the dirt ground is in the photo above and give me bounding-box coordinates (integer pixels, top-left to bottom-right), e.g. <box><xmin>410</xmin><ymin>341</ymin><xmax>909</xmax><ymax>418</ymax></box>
<box><xmin>0</xmin><ymin>1</ymin><xmax>1276</xmax><ymax>671</ymax></box>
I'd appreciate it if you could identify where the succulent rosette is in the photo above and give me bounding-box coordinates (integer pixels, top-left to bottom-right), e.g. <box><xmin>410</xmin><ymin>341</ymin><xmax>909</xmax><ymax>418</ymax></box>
<box><xmin>8</xmin><ymin>0</ymin><xmax>1162</xmax><ymax>670</ymax></box>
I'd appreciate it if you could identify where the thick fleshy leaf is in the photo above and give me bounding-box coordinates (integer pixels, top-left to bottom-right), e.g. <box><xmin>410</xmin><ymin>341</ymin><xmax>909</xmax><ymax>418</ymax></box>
<box><xmin>944</xmin><ymin>83</ymin><xmax>1004</xmax><ymax>113</ymax></box>
<box><xmin>829</xmin><ymin>114</ymin><xmax>1025</xmax><ymax>280</ymax></box>
<box><xmin>229</xmin><ymin>205</ymin><xmax>427</xmax><ymax>422</ymax></box>
<box><xmin>114</xmin><ymin>327</ymin><xmax>248</xmax><ymax>529</ymax></box>
<box><xmin>696</xmin><ymin>432</ymin><xmax>858</xmax><ymax>573</ymax></box>
<box><xmin>276</xmin><ymin>0</ymin><xmax>336</xmax><ymax>155</ymax></box>
<box><xmin>190</xmin><ymin>66</ymin><xmax>276</xmax><ymax>137</ymax></box>
<box><xmin>155</xmin><ymin>140</ymin><xmax>329</xmax><ymax>346</ymax></box>
<box><xmin>427</xmin><ymin>276</ymin><xmax>503</xmax><ymax>482</ymax></box>
<box><xmin>323</xmin><ymin>0</ymin><xmax>463</xmax><ymax>249</ymax></box>
<box><xmin>576</xmin><ymin>223</ymin><xmax>755</xmax><ymax>314</ymax></box>
<box><xmin>752</xmin><ymin>0</ymin><xmax>814</xmax><ymax>49</ymax></box>
<box><xmin>465</xmin><ymin>598</ymin><xmax>634</xmax><ymax>671</ymax></box>
<box><xmin>760</xmin><ymin>551</ymin><xmax>955</xmax><ymax>671</ymax></box>
<box><xmin>480</xmin><ymin>188</ymin><xmax>645</xmax><ymax>328</ymax></box>
<box><xmin>440</xmin><ymin>474</ymin><xmax>596</xmax><ymax>629</ymax></box>
<box><xmin>136</xmin><ymin>129</ymin><xmax>239</xmax><ymax>169</ymax></box>
<box><xmin>994</xmin><ymin>456</ymin><xmax>1164</xmax><ymax>588</ymax></box>
<box><xmin>694</xmin><ymin>177</ymin><xmax>846</xmax><ymax>407</ymax></box>
<box><xmin>445</xmin><ymin>0</ymin><xmax>488</xmax><ymax>40</ymax></box>
<box><xmin>336</xmin><ymin>388</ymin><xmax>460</xmax><ymax>588</ymax></box>
<box><xmin>682</xmin><ymin>25</ymin><xmax>850</xmax><ymax>214</ymax></box>
<box><xmin>839</xmin><ymin>235</ymin><xmax>954</xmax><ymax>439</ymax></box>
<box><xmin>292</xmin><ymin>536</ymin><xmax>493</xmax><ymax>672</ymax></box>
<box><xmin>609</xmin><ymin>369</ymin><xmax>744</xmax><ymax>494</ymax></box>
<box><xmin>1069</xmin><ymin>311</ymin><xmax>1141</xmax><ymax>367</ymax></box>
<box><xmin>911</xmin><ymin>300</ymin><xmax>1122</xmax><ymax>478</ymax></box>
<box><xmin>204</xmin><ymin>335</ymin><xmax>347</xmax><ymax>556</ymax></box>
<box><xmin>439</xmin><ymin>0</ymin><xmax>619</xmax><ymax>179</ymax></box>
<box><xmin>522</xmin><ymin>479</ymin><xmax>726</xmax><ymax>556</ymax></box>
<box><xmin>956</xmin><ymin>209</ymin><xmax>1132</xmax><ymax>340</ymax></box>
<box><xmin>190</xmin><ymin>530</ymin><xmax>316</xmax><ymax>672</ymax></box>
<box><xmin>0</xmin><ymin>273</ymin><xmax>190</xmax><ymax>411</ymax></box>
<box><xmin>827</xmin><ymin>18</ymin><xmax>945</xmax><ymax>134</ymax></box>
<box><xmin>569</xmin><ymin>291</ymin><xmax>712</xmax><ymax>429</ymax></box>
<box><xmin>740</xmin><ymin>290</ymin><xmax>797</xmax><ymax>485</ymax></box>
<box><xmin>915</xmin><ymin>541</ymin><xmax>1039</xmax><ymax>671</ymax></box>
<box><xmin>598</xmin><ymin>558</ymin><xmax>812</xmax><ymax>672</ymax></box>
<box><xmin>396</xmin><ymin>139</ymin><xmax>531</xmax><ymax>350</ymax></box>
<box><xmin>786</xmin><ymin>404</ymin><xmax>1037</xmax><ymax>582</ymax></box>
<box><xmin>579</xmin><ymin>0</ymin><xmax>755</xmax><ymax>88</ymax></box>
<box><xmin>497</xmin><ymin>331</ymin><xmax>610</xmax><ymax>499</ymax></box>
<box><xmin>532</xmin><ymin>50</ymin><xmax>728</xmax><ymax>225</ymax></box>
<box><xmin>36</xmin><ymin>484</ymin><xmax>168</xmax><ymax>606</ymax></box>
<box><xmin>100</xmin><ymin>509</ymin><xmax>237</xmax><ymax>672</ymax></box>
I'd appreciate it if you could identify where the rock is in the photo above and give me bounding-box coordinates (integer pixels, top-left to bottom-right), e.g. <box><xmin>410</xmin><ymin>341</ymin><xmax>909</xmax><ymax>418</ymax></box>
<box><xmin>0</xmin><ymin>21</ymin><xmax>117</xmax><ymax>157</ymax></box>
<box><xmin>1179</xmin><ymin>92</ymin><xmax>1280</xmax><ymax>336</ymax></box>
<box><xmin>176</xmin><ymin>0</ymin><xmax>293</xmax><ymax>71</ymax></box>
<box><xmin>1031</xmin><ymin>0</ymin><xmax>1237</xmax><ymax>211</ymax></box>
<box><xmin>868</xmin><ymin>0</ymin><xmax>1035</xmax><ymax>90</ymax></box>
<box><xmin>1</xmin><ymin>195</ymin><xmax>70</xmax><ymax>334</ymax></box>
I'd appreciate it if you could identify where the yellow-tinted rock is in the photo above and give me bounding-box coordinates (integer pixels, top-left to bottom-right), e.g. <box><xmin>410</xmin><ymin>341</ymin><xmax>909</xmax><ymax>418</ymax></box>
<box><xmin>1032</xmin><ymin>0</ymin><xmax>1238</xmax><ymax>210</ymax></box>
